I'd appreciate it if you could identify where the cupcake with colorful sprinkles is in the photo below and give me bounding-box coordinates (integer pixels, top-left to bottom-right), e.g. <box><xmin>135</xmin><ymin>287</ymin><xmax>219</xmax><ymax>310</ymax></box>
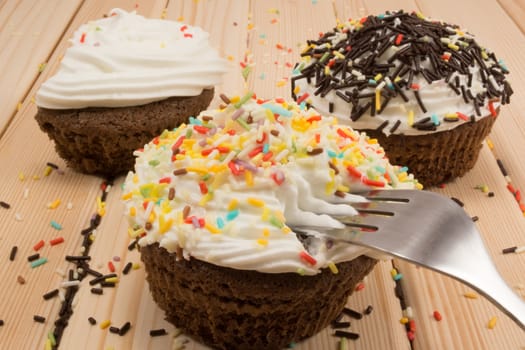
<box><xmin>35</xmin><ymin>8</ymin><xmax>228</xmax><ymax>177</ymax></box>
<box><xmin>291</xmin><ymin>10</ymin><xmax>512</xmax><ymax>186</ymax></box>
<box><xmin>122</xmin><ymin>93</ymin><xmax>419</xmax><ymax>349</ymax></box>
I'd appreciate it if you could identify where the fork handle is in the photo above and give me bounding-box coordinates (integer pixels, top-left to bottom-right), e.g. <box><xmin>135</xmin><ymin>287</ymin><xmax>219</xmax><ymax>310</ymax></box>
<box><xmin>467</xmin><ymin>268</ymin><xmax>525</xmax><ymax>331</ymax></box>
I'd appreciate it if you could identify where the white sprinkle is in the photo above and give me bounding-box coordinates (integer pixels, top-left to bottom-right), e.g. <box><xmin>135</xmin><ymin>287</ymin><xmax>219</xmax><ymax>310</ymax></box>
<box><xmin>274</xmin><ymin>149</ymin><xmax>289</xmax><ymax>162</ymax></box>
<box><xmin>58</xmin><ymin>290</ymin><xmax>65</xmax><ymax>302</ymax></box>
<box><xmin>66</xmin><ymin>202</ymin><xmax>73</xmax><ymax>210</ymax></box>
<box><xmin>403</xmin><ymin>306</ymin><xmax>414</xmax><ymax>319</ymax></box>
<box><xmin>55</xmin><ymin>268</ymin><xmax>66</xmax><ymax>277</ymax></box>
<box><xmin>14</xmin><ymin>213</ymin><xmax>23</xmax><ymax>221</ymax></box>
<box><xmin>514</xmin><ymin>246</ymin><xmax>525</xmax><ymax>254</ymax></box>
<box><xmin>23</xmin><ymin>188</ymin><xmax>29</xmax><ymax>199</ymax></box>
<box><xmin>61</xmin><ymin>280</ymin><xmax>81</xmax><ymax>288</ymax></box>
<box><xmin>71</xmin><ymin>293</ymin><xmax>80</xmax><ymax>308</ymax></box>
<box><xmin>105</xmin><ymin>185</ymin><xmax>112</xmax><ymax>193</ymax></box>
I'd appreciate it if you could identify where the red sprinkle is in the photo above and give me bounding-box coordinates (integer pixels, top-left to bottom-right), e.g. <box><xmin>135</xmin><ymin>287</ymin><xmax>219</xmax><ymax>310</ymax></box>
<box><xmin>180</xmin><ymin>25</ymin><xmax>188</xmax><ymax>32</ymax></box>
<box><xmin>193</xmin><ymin>125</ymin><xmax>209</xmax><ymax>134</ymax></box>
<box><xmin>108</xmin><ymin>261</ymin><xmax>115</xmax><ymax>273</ymax></box>
<box><xmin>456</xmin><ymin>112</ymin><xmax>470</xmax><ymax>121</ymax></box>
<box><xmin>49</xmin><ymin>237</ymin><xmax>64</xmax><ymax>246</ymax></box>
<box><xmin>410</xmin><ymin>83</ymin><xmax>420</xmax><ymax>90</ymax></box>
<box><xmin>158</xmin><ymin>177</ymin><xmax>171</xmax><ymax>184</ymax></box>
<box><xmin>262</xmin><ymin>151</ymin><xmax>273</xmax><ymax>162</ymax></box>
<box><xmin>407</xmin><ymin>330</ymin><xmax>415</xmax><ymax>341</ymax></box>
<box><xmin>346</xmin><ymin>165</ymin><xmax>362</xmax><ymax>179</ymax></box>
<box><xmin>296</xmin><ymin>93</ymin><xmax>310</xmax><ymax>104</ymax></box>
<box><xmin>201</xmin><ymin>148</ymin><xmax>215</xmax><ymax>156</ymax></box>
<box><xmin>307</xmin><ymin>115</ymin><xmax>322</xmax><ymax>123</ymax></box>
<box><xmin>33</xmin><ymin>240</ymin><xmax>45</xmax><ymax>252</ymax></box>
<box><xmin>488</xmin><ymin>101</ymin><xmax>497</xmax><ymax>117</ymax></box>
<box><xmin>183</xmin><ymin>33</ymin><xmax>193</xmax><ymax>38</ymax></box>
<box><xmin>362</xmin><ymin>177</ymin><xmax>386</xmax><ymax>187</ymax></box>
<box><xmin>228</xmin><ymin>161</ymin><xmax>242</xmax><ymax>176</ymax></box>
<box><xmin>355</xmin><ymin>283</ymin><xmax>365</xmax><ymax>291</ymax></box>
<box><xmin>299</xmin><ymin>251</ymin><xmax>317</xmax><ymax>266</ymax></box>
<box><xmin>80</xmin><ymin>32</ymin><xmax>86</xmax><ymax>43</ymax></box>
<box><xmin>248</xmin><ymin>146</ymin><xmax>264</xmax><ymax>158</ymax></box>
<box><xmin>270</xmin><ymin>171</ymin><xmax>285</xmax><ymax>185</ymax></box>
<box><xmin>395</xmin><ymin>33</ymin><xmax>404</xmax><ymax>45</ymax></box>
<box><xmin>199</xmin><ymin>181</ymin><xmax>208</xmax><ymax>195</ymax></box>
<box><xmin>172</xmin><ymin>136</ymin><xmax>185</xmax><ymax>151</ymax></box>
<box><xmin>408</xmin><ymin>319</ymin><xmax>416</xmax><ymax>332</ymax></box>
<box><xmin>433</xmin><ymin>310</ymin><xmax>443</xmax><ymax>321</ymax></box>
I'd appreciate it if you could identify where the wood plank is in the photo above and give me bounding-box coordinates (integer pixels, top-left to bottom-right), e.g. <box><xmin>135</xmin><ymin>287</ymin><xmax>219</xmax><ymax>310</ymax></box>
<box><xmin>0</xmin><ymin>0</ymin><xmax>83</xmax><ymax>134</ymax></box>
<box><xmin>496</xmin><ymin>0</ymin><xmax>525</xmax><ymax>34</ymax></box>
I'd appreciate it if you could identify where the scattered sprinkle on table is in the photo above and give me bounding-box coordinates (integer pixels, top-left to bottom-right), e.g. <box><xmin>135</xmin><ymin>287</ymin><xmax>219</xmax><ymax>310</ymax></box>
<box><xmin>150</xmin><ymin>328</ymin><xmax>168</xmax><ymax>337</ymax></box>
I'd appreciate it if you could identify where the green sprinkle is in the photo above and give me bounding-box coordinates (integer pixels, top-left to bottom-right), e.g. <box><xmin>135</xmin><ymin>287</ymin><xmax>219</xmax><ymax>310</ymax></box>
<box><xmin>234</xmin><ymin>91</ymin><xmax>254</xmax><ymax>108</ymax></box>
<box><xmin>236</xmin><ymin>118</ymin><xmax>250</xmax><ymax>131</ymax></box>
<box><xmin>269</xmin><ymin>215</ymin><xmax>284</xmax><ymax>228</ymax></box>
<box><xmin>31</xmin><ymin>257</ymin><xmax>48</xmax><ymax>268</ymax></box>
<box><xmin>148</xmin><ymin>159</ymin><xmax>160</xmax><ymax>167</ymax></box>
<box><xmin>319</xmin><ymin>51</ymin><xmax>330</xmax><ymax>63</ymax></box>
<box><xmin>50</xmin><ymin>220</ymin><xmax>62</xmax><ymax>230</ymax></box>
<box><xmin>48</xmin><ymin>331</ymin><xmax>56</xmax><ymax>346</ymax></box>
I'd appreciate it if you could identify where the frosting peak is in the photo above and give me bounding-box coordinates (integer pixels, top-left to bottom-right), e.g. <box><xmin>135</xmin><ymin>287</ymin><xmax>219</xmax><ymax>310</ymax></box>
<box><xmin>36</xmin><ymin>9</ymin><xmax>228</xmax><ymax>109</ymax></box>
<box><xmin>122</xmin><ymin>95</ymin><xmax>419</xmax><ymax>275</ymax></box>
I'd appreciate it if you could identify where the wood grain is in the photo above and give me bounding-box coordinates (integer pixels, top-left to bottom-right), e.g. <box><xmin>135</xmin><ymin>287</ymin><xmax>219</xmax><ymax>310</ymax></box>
<box><xmin>0</xmin><ymin>0</ymin><xmax>524</xmax><ymax>349</ymax></box>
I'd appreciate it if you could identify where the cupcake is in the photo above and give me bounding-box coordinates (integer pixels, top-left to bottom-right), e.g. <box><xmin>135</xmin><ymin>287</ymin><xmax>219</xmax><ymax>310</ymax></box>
<box><xmin>35</xmin><ymin>8</ymin><xmax>227</xmax><ymax>177</ymax></box>
<box><xmin>291</xmin><ymin>10</ymin><xmax>512</xmax><ymax>187</ymax></box>
<box><xmin>122</xmin><ymin>94</ymin><xmax>419</xmax><ymax>349</ymax></box>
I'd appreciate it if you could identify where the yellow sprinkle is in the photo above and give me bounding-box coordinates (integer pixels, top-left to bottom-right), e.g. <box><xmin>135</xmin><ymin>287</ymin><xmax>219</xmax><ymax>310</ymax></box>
<box><xmin>129</xmin><ymin>207</ymin><xmax>136</xmax><ymax>217</ymax></box>
<box><xmin>186</xmin><ymin>166</ymin><xmax>208</xmax><ymax>174</ymax></box>
<box><xmin>158</xmin><ymin>215</ymin><xmax>173</xmax><ymax>234</ymax></box>
<box><xmin>390</xmin><ymin>268</ymin><xmax>398</xmax><ymax>278</ymax></box>
<box><xmin>339</xmin><ymin>337</ymin><xmax>348</xmax><ymax>350</ymax></box>
<box><xmin>328</xmin><ymin>261</ymin><xmax>339</xmax><ymax>274</ymax></box>
<box><xmin>18</xmin><ymin>172</ymin><xmax>25</xmax><ymax>181</ymax></box>
<box><xmin>337</xmin><ymin>185</ymin><xmax>350</xmax><ymax>193</ymax></box>
<box><xmin>374</xmin><ymin>73</ymin><xmax>383</xmax><ymax>81</ymax></box>
<box><xmin>261</xmin><ymin>207</ymin><xmax>270</xmax><ymax>221</ymax></box>
<box><xmin>367</xmin><ymin>138</ymin><xmax>378</xmax><ymax>144</ymax></box>
<box><xmin>400</xmin><ymin>317</ymin><xmax>409</xmax><ymax>324</ymax></box>
<box><xmin>247</xmin><ymin>197</ymin><xmax>265</xmax><ymax>207</ymax></box>
<box><xmin>375</xmin><ymin>89</ymin><xmax>381</xmax><ymax>111</ymax></box>
<box><xmin>262</xmin><ymin>228</ymin><xmax>270</xmax><ymax>237</ymax></box>
<box><xmin>228</xmin><ymin>199</ymin><xmax>239</xmax><ymax>211</ymax></box>
<box><xmin>44</xmin><ymin>339</ymin><xmax>52</xmax><ymax>350</ymax></box>
<box><xmin>247</xmin><ymin>22</ymin><xmax>254</xmax><ymax>30</ymax></box>
<box><xmin>281</xmin><ymin>226</ymin><xmax>291</xmax><ymax>234</ymax></box>
<box><xmin>488</xmin><ymin>316</ymin><xmax>497</xmax><ymax>329</ymax></box>
<box><xmin>486</xmin><ymin>139</ymin><xmax>494</xmax><ymax>150</ymax></box>
<box><xmin>447</xmin><ymin>43</ymin><xmax>459</xmax><ymax>51</ymax></box>
<box><xmin>38</xmin><ymin>62</ymin><xmax>47</xmax><ymax>73</ymax></box>
<box><xmin>394</xmin><ymin>76</ymin><xmax>402</xmax><ymax>83</ymax></box>
<box><xmin>132</xmin><ymin>263</ymin><xmax>141</xmax><ymax>270</ymax></box>
<box><xmin>463</xmin><ymin>292</ymin><xmax>479</xmax><ymax>299</ymax></box>
<box><xmin>415</xmin><ymin>11</ymin><xmax>425</xmax><ymax>19</ymax></box>
<box><xmin>33</xmin><ymin>175</ymin><xmax>40</xmax><ymax>180</ymax></box>
<box><xmin>17</xmin><ymin>102</ymin><xmax>23</xmax><ymax>111</ymax></box>
<box><xmin>245</xmin><ymin>170</ymin><xmax>254</xmax><ymax>187</ymax></box>
<box><xmin>324</xmin><ymin>65</ymin><xmax>331</xmax><ymax>76</ymax></box>
<box><xmin>198</xmin><ymin>193</ymin><xmax>213</xmax><ymax>206</ymax></box>
<box><xmin>176</xmin><ymin>16</ymin><xmax>184</xmax><ymax>22</ymax></box>
<box><xmin>276</xmin><ymin>79</ymin><xmax>287</xmax><ymax>87</ymax></box>
<box><xmin>333</xmin><ymin>50</ymin><xmax>345</xmax><ymax>60</ymax></box>
<box><xmin>481</xmin><ymin>50</ymin><xmax>489</xmax><ymax>60</ymax></box>
<box><xmin>105</xmin><ymin>277</ymin><xmax>119</xmax><ymax>284</ymax></box>
<box><xmin>205</xmin><ymin>223</ymin><xmax>221</xmax><ymax>234</ymax></box>
<box><xmin>47</xmin><ymin>199</ymin><xmax>61</xmax><ymax>209</ymax></box>
<box><xmin>415</xmin><ymin>182</ymin><xmax>424</xmax><ymax>190</ymax></box>
<box><xmin>265</xmin><ymin>108</ymin><xmax>276</xmax><ymax>122</ymax></box>
<box><xmin>132</xmin><ymin>174</ymin><xmax>139</xmax><ymax>184</ymax></box>
<box><xmin>160</xmin><ymin>9</ymin><xmax>167</xmax><ymax>19</ymax></box>
<box><xmin>121</xmin><ymin>192</ymin><xmax>133</xmax><ymax>200</ymax></box>
<box><xmin>325</xmin><ymin>181</ymin><xmax>335</xmax><ymax>195</ymax></box>
<box><xmin>257</xmin><ymin>238</ymin><xmax>268</xmax><ymax>246</ymax></box>
<box><xmin>407</xmin><ymin>110</ymin><xmax>414</xmax><ymax>126</ymax></box>
<box><xmin>99</xmin><ymin>320</ymin><xmax>111</xmax><ymax>329</ymax></box>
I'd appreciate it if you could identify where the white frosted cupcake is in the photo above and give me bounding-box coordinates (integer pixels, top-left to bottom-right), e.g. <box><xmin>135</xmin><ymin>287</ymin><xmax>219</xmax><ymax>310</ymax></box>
<box><xmin>122</xmin><ymin>94</ymin><xmax>419</xmax><ymax>349</ymax></box>
<box><xmin>35</xmin><ymin>9</ymin><xmax>228</xmax><ymax>176</ymax></box>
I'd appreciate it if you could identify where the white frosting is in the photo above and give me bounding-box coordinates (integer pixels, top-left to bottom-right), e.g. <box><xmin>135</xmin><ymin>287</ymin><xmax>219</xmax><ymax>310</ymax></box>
<box><xmin>122</xmin><ymin>96</ymin><xmax>418</xmax><ymax>275</ymax></box>
<box><xmin>36</xmin><ymin>9</ymin><xmax>228</xmax><ymax>109</ymax></box>
<box><xmin>292</xmin><ymin>11</ymin><xmax>510</xmax><ymax>136</ymax></box>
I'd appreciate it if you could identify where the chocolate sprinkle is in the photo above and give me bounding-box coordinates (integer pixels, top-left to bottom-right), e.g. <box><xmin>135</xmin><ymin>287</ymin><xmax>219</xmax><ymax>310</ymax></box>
<box><xmin>334</xmin><ymin>330</ymin><xmax>360</xmax><ymax>340</ymax></box>
<box><xmin>292</xmin><ymin>11</ymin><xmax>512</xmax><ymax>134</ymax></box>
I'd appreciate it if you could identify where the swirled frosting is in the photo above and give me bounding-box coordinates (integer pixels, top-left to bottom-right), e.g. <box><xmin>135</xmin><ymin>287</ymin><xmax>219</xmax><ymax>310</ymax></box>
<box><xmin>292</xmin><ymin>10</ymin><xmax>512</xmax><ymax>136</ymax></box>
<box><xmin>122</xmin><ymin>95</ymin><xmax>419</xmax><ymax>275</ymax></box>
<box><xmin>36</xmin><ymin>8</ymin><xmax>228</xmax><ymax>109</ymax></box>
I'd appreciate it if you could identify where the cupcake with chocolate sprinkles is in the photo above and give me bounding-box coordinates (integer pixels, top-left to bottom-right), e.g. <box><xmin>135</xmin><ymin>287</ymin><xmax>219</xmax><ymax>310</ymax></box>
<box><xmin>291</xmin><ymin>10</ymin><xmax>512</xmax><ymax>186</ymax></box>
<box><xmin>122</xmin><ymin>94</ymin><xmax>419</xmax><ymax>350</ymax></box>
<box><xmin>35</xmin><ymin>9</ymin><xmax>227</xmax><ymax>177</ymax></box>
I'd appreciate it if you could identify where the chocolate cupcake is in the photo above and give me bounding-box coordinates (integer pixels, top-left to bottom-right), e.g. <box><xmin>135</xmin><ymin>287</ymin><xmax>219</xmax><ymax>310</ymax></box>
<box><xmin>291</xmin><ymin>10</ymin><xmax>512</xmax><ymax>187</ymax></box>
<box><xmin>35</xmin><ymin>8</ymin><xmax>227</xmax><ymax>177</ymax></box>
<box><xmin>122</xmin><ymin>95</ymin><xmax>419</xmax><ymax>349</ymax></box>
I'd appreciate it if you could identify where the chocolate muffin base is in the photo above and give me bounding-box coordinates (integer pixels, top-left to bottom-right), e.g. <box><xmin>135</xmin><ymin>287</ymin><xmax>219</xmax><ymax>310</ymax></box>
<box><xmin>140</xmin><ymin>243</ymin><xmax>377</xmax><ymax>350</ymax></box>
<box><xmin>359</xmin><ymin>114</ymin><xmax>497</xmax><ymax>187</ymax></box>
<box><xmin>34</xmin><ymin>89</ymin><xmax>214</xmax><ymax>177</ymax></box>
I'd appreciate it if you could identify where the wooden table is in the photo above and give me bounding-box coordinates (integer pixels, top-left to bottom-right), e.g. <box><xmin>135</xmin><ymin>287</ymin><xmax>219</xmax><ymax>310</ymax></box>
<box><xmin>1</xmin><ymin>1</ymin><xmax>524</xmax><ymax>349</ymax></box>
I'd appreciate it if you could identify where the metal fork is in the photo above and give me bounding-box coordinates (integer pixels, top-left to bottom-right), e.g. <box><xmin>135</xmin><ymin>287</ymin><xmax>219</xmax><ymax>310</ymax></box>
<box><xmin>291</xmin><ymin>189</ymin><xmax>525</xmax><ymax>330</ymax></box>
